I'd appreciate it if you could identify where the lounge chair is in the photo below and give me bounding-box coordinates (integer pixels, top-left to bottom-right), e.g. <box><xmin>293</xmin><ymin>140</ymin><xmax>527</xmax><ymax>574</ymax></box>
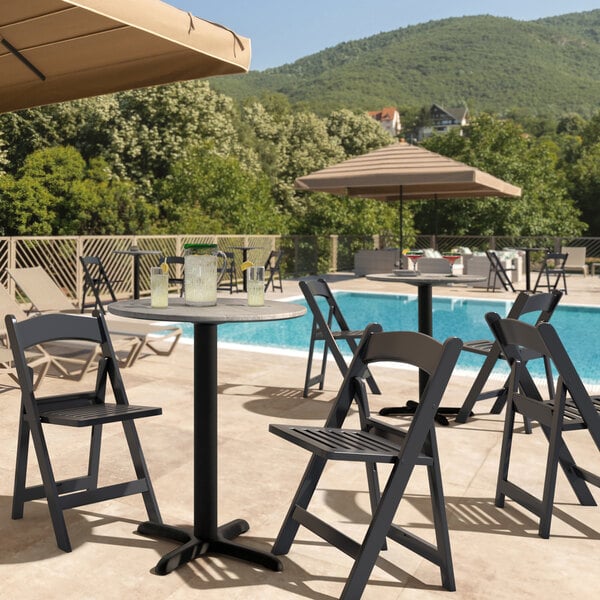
<box><xmin>416</xmin><ymin>257</ymin><xmax>452</xmax><ymax>274</ymax></box>
<box><xmin>561</xmin><ymin>246</ymin><xmax>588</xmax><ymax>276</ymax></box>
<box><xmin>7</xmin><ymin>267</ymin><xmax>181</xmax><ymax>365</ymax></box>
<box><xmin>0</xmin><ymin>286</ymin><xmax>54</xmax><ymax>389</ymax></box>
<box><xmin>0</xmin><ymin>282</ymin><xmax>137</xmax><ymax>382</ymax></box>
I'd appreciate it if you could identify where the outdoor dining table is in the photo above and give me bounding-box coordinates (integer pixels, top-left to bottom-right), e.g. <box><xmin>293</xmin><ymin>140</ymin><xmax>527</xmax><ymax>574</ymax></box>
<box><xmin>108</xmin><ymin>297</ymin><xmax>306</xmax><ymax>575</ymax></box>
<box><xmin>517</xmin><ymin>247</ymin><xmax>548</xmax><ymax>291</ymax></box>
<box><xmin>366</xmin><ymin>272</ymin><xmax>485</xmax><ymax>421</ymax></box>
<box><xmin>113</xmin><ymin>247</ymin><xmax>163</xmax><ymax>299</ymax></box>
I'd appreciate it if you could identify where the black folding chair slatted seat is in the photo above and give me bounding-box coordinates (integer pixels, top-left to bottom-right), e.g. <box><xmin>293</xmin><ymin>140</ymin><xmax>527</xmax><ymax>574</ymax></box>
<box><xmin>456</xmin><ymin>290</ymin><xmax>562</xmax><ymax>424</ymax></box>
<box><xmin>486</xmin><ymin>250</ymin><xmax>516</xmax><ymax>292</ymax></box>
<box><xmin>533</xmin><ymin>251</ymin><xmax>569</xmax><ymax>294</ymax></box>
<box><xmin>5</xmin><ymin>311</ymin><xmax>162</xmax><ymax>552</ymax></box>
<box><xmin>270</xmin><ymin>325</ymin><xmax>463</xmax><ymax>597</ymax></box>
<box><xmin>301</xmin><ymin>278</ymin><xmax>380</xmax><ymax>398</ymax></box>
<box><xmin>486</xmin><ymin>313</ymin><xmax>600</xmax><ymax>538</ymax></box>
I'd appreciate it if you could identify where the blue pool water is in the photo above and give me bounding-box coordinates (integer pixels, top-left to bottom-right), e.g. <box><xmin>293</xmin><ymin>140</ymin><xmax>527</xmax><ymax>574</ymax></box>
<box><xmin>179</xmin><ymin>292</ymin><xmax>600</xmax><ymax>386</ymax></box>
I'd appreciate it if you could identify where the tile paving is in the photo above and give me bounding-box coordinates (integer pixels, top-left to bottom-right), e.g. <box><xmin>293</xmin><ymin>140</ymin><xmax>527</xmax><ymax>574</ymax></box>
<box><xmin>1</xmin><ymin>272</ymin><xmax>599</xmax><ymax>599</ymax></box>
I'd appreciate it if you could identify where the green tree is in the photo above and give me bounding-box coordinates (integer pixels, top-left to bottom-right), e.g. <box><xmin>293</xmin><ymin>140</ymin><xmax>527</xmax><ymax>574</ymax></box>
<box><xmin>568</xmin><ymin>142</ymin><xmax>600</xmax><ymax>235</ymax></box>
<box><xmin>326</xmin><ymin>109</ymin><xmax>391</xmax><ymax>156</ymax></box>
<box><xmin>157</xmin><ymin>143</ymin><xmax>285</xmax><ymax>234</ymax></box>
<box><xmin>0</xmin><ymin>146</ymin><xmax>154</xmax><ymax>235</ymax></box>
<box><xmin>415</xmin><ymin>115</ymin><xmax>584</xmax><ymax>237</ymax></box>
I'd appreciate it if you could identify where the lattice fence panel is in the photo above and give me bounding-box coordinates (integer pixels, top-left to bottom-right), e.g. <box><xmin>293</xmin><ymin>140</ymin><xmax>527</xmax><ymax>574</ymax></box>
<box><xmin>14</xmin><ymin>237</ymin><xmax>78</xmax><ymax>300</ymax></box>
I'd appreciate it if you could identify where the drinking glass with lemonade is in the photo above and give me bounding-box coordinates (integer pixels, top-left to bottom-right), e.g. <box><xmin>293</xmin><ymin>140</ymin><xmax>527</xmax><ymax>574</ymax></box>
<box><xmin>150</xmin><ymin>265</ymin><xmax>169</xmax><ymax>308</ymax></box>
<box><xmin>246</xmin><ymin>265</ymin><xmax>265</xmax><ymax>306</ymax></box>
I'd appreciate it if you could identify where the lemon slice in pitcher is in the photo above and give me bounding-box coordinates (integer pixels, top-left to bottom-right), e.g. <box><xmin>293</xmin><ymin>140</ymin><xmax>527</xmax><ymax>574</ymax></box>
<box><xmin>241</xmin><ymin>260</ymin><xmax>254</xmax><ymax>271</ymax></box>
<box><xmin>160</xmin><ymin>261</ymin><xmax>169</xmax><ymax>274</ymax></box>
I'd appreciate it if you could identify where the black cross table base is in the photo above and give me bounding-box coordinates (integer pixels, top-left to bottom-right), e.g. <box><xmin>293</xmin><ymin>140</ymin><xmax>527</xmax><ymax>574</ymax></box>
<box><xmin>365</xmin><ymin>274</ymin><xmax>485</xmax><ymax>425</ymax></box>
<box><xmin>137</xmin><ymin>519</ymin><xmax>282</xmax><ymax>575</ymax></box>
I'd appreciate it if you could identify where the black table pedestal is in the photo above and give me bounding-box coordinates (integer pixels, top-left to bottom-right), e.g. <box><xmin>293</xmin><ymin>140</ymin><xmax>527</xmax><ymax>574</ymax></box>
<box><xmin>137</xmin><ymin>322</ymin><xmax>282</xmax><ymax>574</ymax></box>
<box><xmin>378</xmin><ymin>283</ymin><xmax>464</xmax><ymax>425</ymax></box>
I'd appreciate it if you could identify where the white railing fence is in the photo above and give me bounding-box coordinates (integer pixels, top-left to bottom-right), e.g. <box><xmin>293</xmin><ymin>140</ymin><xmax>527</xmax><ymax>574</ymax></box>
<box><xmin>1</xmin><ymin>233</ymin><xmax>597</xmax><ymax>307</ymax></box>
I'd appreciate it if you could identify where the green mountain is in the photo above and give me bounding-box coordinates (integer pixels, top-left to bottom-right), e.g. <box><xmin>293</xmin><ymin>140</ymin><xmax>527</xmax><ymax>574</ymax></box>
<box><xmin>210</xmin><ymin>11</ymin><xmax>600</xmax><ymax>117</ymax></box>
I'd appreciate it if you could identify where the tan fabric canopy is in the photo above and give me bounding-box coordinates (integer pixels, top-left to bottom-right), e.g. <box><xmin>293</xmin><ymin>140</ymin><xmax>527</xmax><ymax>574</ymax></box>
<box><xmin>295</xmin><ymin>142</ymin><xmax>521</xmax><ymax>200</ymax></box>
<box><xmin>0</xmin><ymin>0</ymin><xmax>251</xmax><ymax>113</ymax></box>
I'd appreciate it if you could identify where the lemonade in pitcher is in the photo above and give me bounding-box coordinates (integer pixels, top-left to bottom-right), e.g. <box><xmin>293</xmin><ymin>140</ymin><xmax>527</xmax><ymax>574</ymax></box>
<box><xmin>184</xmin><ymin>244</ymin><xmax>226</xmax><ymax>306</ymax></box>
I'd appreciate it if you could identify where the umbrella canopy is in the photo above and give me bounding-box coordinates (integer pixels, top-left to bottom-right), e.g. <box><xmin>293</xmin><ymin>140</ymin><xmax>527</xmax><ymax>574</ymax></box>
<box><xmin>295</xmin><ymin>142</ymin><xmax>521</xmax><ymax>200</ymax></box>
<box><xmin>0</xmin><ymin>0</ymin><xmax>251</xmax><ymax>114</ymax></box>
<box><xmin>295</xmin><ymin>141</ymin><xmax>521</xmax><ymax>251</ymax></box>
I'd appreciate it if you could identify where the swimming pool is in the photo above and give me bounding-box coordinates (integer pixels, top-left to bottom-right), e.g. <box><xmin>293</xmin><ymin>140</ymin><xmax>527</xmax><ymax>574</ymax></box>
<box><xmin>178</xmin><ymin>291</ymin><xmax>600</xmax><ymax>387</ymax></box>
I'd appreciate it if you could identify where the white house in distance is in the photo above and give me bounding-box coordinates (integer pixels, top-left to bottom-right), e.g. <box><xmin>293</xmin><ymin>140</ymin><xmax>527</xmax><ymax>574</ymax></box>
<box><xmin>417</xmin><ymin>104</ymin><xmax>469</xmax><ymax>140</ymax></box>
<box><xmin>368</xmin><ymin>107</ymin><xmax>402</xmax><ymax>137</ymax></box>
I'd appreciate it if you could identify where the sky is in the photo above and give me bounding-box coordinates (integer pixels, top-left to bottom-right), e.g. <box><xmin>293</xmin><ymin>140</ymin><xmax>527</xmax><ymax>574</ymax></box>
<box><xmin>170</xmin><ymin>1</ymin><xmax>600</xmax><ymax>71</ymax></box>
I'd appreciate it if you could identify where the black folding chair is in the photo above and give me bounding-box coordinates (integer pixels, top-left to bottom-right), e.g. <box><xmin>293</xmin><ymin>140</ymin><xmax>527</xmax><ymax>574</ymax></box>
<box><xmin>456</xmin><ymin>290</ymin><xmax>562</xmax><ymax>424</ymax></box>
<box><xmin>161</xmin><ymin>256</ymin><xmax>185</xmax><ymax>296</ymax></box>
<box><xmin>264</xmin><ymin>249</ymin><xmax>283</xmax><ymax>292</ymax></box>
<box><xmin>5</xmin><ymin>311</ymin><xmax>162</xmax><ymax>552</ymax></box>
<box><xmin>80</xmin><ymin>256</ymin><xmax>120</xmax><ymax>313</ymax></box>
<box><xmin>301</xmin><ymin>278</ymin><xmax>380</xmax><ymax>397</ymax></box>
<box><xmin>217</xmin><ymin>252</ymin><xmax>239</xmax><ymax>294</ymax></box>
<box><xmin>270</xmin><ymin>325</ymin><xmax>463</xmax><ymax>596</ymax></box>
<box><xmin>486</xmin><ymin>313</ymin><xmax>600</xmax><ymax>538</ymax></box>
<box><xmin>533</xmin><ymin>251</ymin><xmax>569</xmax><ymax>294</ymax></box>
<box><xmin>485</xmin><ymin>250</ymin><xmax>516</xmax><ymax>292</ymax></box>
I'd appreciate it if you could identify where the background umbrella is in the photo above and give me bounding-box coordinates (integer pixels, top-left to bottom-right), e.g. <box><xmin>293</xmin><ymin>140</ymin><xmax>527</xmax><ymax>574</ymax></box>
<box><xmin>295</xmin><ymin>141</ymin><xmax>521</xmax><ymax>252</ymax></box>
<box><xmin>0</xmin><ymin>0</ymin><xmax>251</xmax><ymax>113</ymax></box>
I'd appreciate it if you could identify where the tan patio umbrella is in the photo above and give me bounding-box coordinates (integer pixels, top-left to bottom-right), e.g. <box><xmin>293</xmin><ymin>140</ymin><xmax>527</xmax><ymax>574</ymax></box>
<box><xmin>0</xmin><ymin>0</ymin><xmax>251</xmax><ymax>114</ymax></box>
<box><xmin>295</xmin><ymin>141</ymin><xmax>521</xmax><ymax>250</ymax></box>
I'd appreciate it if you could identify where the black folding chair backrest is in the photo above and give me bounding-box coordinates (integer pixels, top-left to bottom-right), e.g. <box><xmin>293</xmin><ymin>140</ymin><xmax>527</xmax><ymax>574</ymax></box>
<box><xmin>270</xmin><ymin>326</ymin><xmax>463</xmax><ymax>596</ymax></box>
<box><xmin>457</xmin><ymin>289</ymin><xmax>562</xmax><ymax>423</ymax></box>
<box><xmin>486</xmin><ymin>250</ymin><xmax>516</xmax><ymax>292</ymax></box>
<box><xmin>264</xmin><ymin>249</ymin><xmax>283</xmax><ymax>292</ymax></box>
<box><xmin>485</xmin><ymin>313</ymin><xmax>600</xmax><ymax>538</ymax></box>
<box><xmin>5</xmin><ymin>311</ymin><xmax>162</xmax><ymax>552</ymax></box>
<box><xmin>161</xmin><ymin>255</ymin><xmax>185</xmax><ymax>296</ymax></box>
<box><xmin>80</xmin><ymin>255</ymin><xmax>118</xmax><ymax>313</ymax></box>
<box><xmin>533</xmin><ymin>251</ymin><xmax>569</xmax><ymax>294</ymax></box>
<box><xmin>217</xmin><ymin>252</ymin><xmax>239</xmax><ymax>294</ymax></box>
<box><xmin>300</xmin><ymin>278</ymin><xmax>380</xmax><ymax>397</ymax></box>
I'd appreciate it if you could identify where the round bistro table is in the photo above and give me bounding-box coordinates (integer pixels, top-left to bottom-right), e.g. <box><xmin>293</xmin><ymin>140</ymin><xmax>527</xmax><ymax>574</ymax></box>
<box><xmin>109</xmin><ymin>297</ymin><xmax>306</xmax><ymax>575</ymax></box>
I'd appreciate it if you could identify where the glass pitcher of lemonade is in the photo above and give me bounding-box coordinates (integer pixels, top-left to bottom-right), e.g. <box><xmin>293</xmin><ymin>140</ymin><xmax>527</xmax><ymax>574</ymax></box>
<box><xmin>184</xmin><ymin>244</ymin><xmax>227</xmax><ymax>306</ymax></box>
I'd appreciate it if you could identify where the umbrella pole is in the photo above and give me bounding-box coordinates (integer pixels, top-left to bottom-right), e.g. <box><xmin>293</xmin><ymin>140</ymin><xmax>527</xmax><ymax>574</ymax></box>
<box><xmin>398</xmin><ymin>188</ymin><xmax>404</xmax><ymax>268</ymax></box>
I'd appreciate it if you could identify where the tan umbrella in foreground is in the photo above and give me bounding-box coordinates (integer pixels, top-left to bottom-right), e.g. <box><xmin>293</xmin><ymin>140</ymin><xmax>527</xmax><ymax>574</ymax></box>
<box><xmin>0</xmin><ymin>0</ymin><xmax>251</xmax><ymax>114</ymax></box>
<box><xmin>295</xmin><ymin>141</ymin><xmax>521</xmax><ymax>249</ymax></box>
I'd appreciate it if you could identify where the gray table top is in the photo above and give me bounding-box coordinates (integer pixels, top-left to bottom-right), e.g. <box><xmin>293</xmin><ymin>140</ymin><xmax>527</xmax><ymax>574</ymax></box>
<box><xmin>108</xmin><ymin>297</ymin><xmax>306</xmax><ymax>325</ymax></box>
<box><xmin>366</xmin><ymin>273</ymin><xmax>486</xmax><ymax>286</ymax></box>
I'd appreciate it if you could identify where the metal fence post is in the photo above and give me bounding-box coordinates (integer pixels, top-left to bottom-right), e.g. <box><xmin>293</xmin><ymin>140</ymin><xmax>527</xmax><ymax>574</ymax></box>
<box><xmin>330</xmin><ymin>235</ymin><xmax>338</xmax><ymax>272</ymax></box>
